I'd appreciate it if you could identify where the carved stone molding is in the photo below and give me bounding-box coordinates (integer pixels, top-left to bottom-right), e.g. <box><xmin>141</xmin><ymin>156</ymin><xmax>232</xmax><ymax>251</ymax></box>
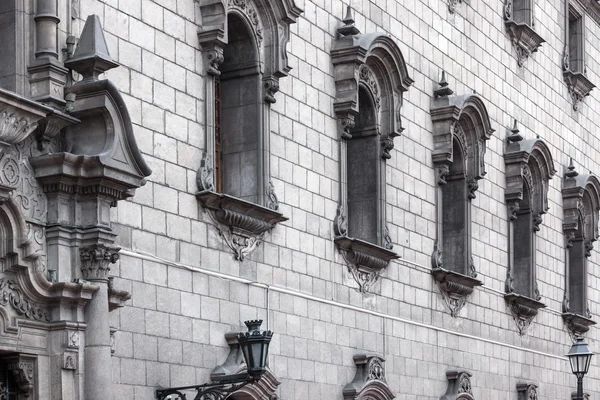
<box><xmin>197</xmin><ymin>191</ymin><xmax>288</xmax><ymax>260</ymax></box>
<box><xmin>440</xmin><ymin>370</ymin><xmax>474</xmax><ymax>400</ymax></box>
<box><xmin>505</xmin><ymin>293</ymin><xmax>546</xmax><ymax>335</ymax></box>
<box><xmin>62</xmin><ymin>352</ymin><xmax>77</xmax><ymax>370</ymax></box>
<box><xmin>0</xmin><ymin>277</ymin><xmax>50</xmax><ymax>322</ymax></box>
<box><xmin>32</xmin><ymin>109</ymin><xmax>79</xmax><ymax>153</ymax></box>
<box><xmin>79</xmin><ymin>244</ymin><xmax>120</xmax><ymax>281</ymax></box>
<box><xmin>516</xmin><ymin>382</ymin><xmax>538</xmax><ymax>400</ymax></box>
<box><xmin>432</xmin><ymin>266</ymin><xmax>482</xmax><ymax>317</ymax></box>
<box><xmin>504</xmin><ymin>18</ymin><xmax>545</xmax><ymax>67</ymax></box>
<box><xmin>563</xmin><ymin>312</ymin><xmax>596</xmax><ymax>339</ymax></box>
<box><xmin>343</xmin><ymin>354</ymin><xmax>393</xmax><ymax>400</ymax></box>
<box><xmin>6</xmin><ymin>355</ymin><xmax>36</xmax><ymax>398</ymax></box>
<box><xmin>335</xmin><ymin>237</ymin><xmax>399</xmax><ymax>293</ymax></box>
<box><xmin>0</xmin><ymin>88</ymin><xmax>51</xmax><ymax>153</ymax></box>
<box><xmin>563</xmin><ymin>70</ymin><xmax>595</xmax><ymax>111</ymax></box>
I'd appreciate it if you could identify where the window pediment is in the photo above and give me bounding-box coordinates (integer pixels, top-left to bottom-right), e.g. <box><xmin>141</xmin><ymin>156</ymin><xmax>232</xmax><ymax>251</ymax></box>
<box><xmin>343</xmin><ymin>354</ymin><xmax>394</xmax><ymax>400</ymax></box>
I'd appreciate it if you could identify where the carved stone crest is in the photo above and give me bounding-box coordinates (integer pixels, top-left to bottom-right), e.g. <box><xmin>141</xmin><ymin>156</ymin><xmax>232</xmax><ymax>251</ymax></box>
<box><xmin>440</xmin><ymin>370</ymin><xmax>474</xmax><ymax>400</ymax></box>
<box><xmin>343</xmin><ymin>354</ymin><xmax>393</xmax><ymax>400</ymax></box>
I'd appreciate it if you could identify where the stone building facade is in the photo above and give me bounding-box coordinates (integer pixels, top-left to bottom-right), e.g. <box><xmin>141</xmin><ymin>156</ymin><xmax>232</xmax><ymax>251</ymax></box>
<box><xmin>1</xmin><ymin>0</ymin><xmax>600</xmax><ymax>398</ymax></box>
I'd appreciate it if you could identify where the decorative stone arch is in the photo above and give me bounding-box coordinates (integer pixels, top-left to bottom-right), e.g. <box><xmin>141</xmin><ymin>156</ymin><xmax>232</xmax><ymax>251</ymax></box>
<box><xmin>195</xmin><ymin>0</ymin><xmax>300</xmax><ymax>261</ymax></box>
<box><xmin>503</xmin><ymin>125</ymin><xmax>556</xmax><ymax>335</ymax></box>
<box><xmin>430</xmin><ymin>75</ymin><xmax>493</xmax><ymax>317</ymax></box>
<box><xmin>562</xmin><ymin>161</ymin><xmax>600</xmax><ymax>337</ymax></box>
<box><xmin>343</xmin><ymin>354</ymin><xmax>394</xmax><ymax>400</ymax></box>
<box><xmin>331</xmin><ymin>8</ymin><xmax>412</xmax><ymax>293</ymax></box>
<box><xmin>440</xmin><ymin>370</ymin><xmax>474</xmax><ymax>400</ymax></box>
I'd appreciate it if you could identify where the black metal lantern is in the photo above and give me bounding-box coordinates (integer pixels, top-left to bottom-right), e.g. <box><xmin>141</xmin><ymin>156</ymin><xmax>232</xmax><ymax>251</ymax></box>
<box><xmin>238</xmin><ymin>320</ymin><xmax>273</xmax><ymax>377</ymax></box>
<box><xmin>567</xmin><ymin>338</ymin><xmax>594</xmax><ymax>400</ymax></box>
<box><xmin>156</xmin><ymin>319</ymin><xmax>274</xmax><ymax>400</ymax></box>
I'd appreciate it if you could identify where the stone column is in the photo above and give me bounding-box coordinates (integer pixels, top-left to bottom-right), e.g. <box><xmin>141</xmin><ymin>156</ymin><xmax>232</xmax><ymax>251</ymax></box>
<box><xmin>80</xmin><ymin>244</ymin><xmax>119</xmax><ymax>400</ymax></box>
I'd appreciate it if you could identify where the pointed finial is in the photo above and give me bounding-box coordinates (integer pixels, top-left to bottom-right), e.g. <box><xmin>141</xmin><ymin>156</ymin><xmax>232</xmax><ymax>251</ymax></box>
<box><xmin>337</xmin><ymin>5</ymin><xmax>361</xmax><ymax>36</ymax></box>
<box><xmin>433</xmin><ymin>70</ymin><xmax>453</xmax><ymax>98</ymax></box>
<box><xmin>507</xmin><ymin>118</ymin><xmax>523</xmax><ymax>142</ymax></box>
<box><xmin>566</xmin><ymin>157</ymin><xmax>579</xmax><ymax>178</ymax></box>
<box><xmin>64</xmin><ymin>14</ymin><xmax>119</xmax><ymax>81</ymax></box>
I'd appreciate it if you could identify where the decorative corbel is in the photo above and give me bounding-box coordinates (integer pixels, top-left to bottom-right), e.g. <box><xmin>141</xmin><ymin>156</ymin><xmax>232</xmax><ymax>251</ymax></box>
<box><xmin>343</xmin><ymin>354</ymin><xmax>393</xmax><ymax>400</ymax></box>
<box><xmin>6</xmin><ymin>354</ymin><xmax>36</xmax><ymax>398</ymax></box>
<box><xmin>440</xmin><ymin>370</ymin><xmax>474</xmax><ymax>400</ymax></box>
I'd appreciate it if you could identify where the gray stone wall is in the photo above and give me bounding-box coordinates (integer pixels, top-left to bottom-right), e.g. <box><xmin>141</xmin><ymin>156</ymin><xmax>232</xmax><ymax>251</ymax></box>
<box><xmin>72</xmin><ymin>0</ymin><xmax>600</xmax><ymax>398</ymax></box>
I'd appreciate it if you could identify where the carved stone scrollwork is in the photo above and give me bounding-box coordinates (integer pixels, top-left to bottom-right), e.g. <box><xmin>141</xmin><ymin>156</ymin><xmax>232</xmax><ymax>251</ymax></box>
<box><xmin>432</xmin><ymin>268</ymin><xmax>482</xmax><ymax>317</ymax></box>
<box><xmin>0</xmin><ymin>88</ymin><xmax>51</xmax><ymax>153</ymax></box>
<box><xmin>383</xmin><ymin>226</ymin><xmax>393</xmax><ymax>250</ymax></box>
<box><xmin>504</xmin><ymin>12</ymin><xmax>545</xmax><ymax>67</ymax></box>
<box><xmin>32</xmin><ymin>110</ymin><xmax>79</xmax><ymax>153</ymax></box>
<box><xmin>335</xmin><ymin>237</ymin><xmax>399</xmax><ymax>293</ymax></box>
<box><xmin>205</xmin><ymin>46</ymin><xmax>225</xmax><ymax>77</ymax></box>
<box><xmin>440</xmin><ymin>370</ymin><xmax>474</xmax><ymax>400</ymax></box>
<box><xmin>343</xmin><ymin>354</ymin><xmax>393</xmax><ymax>400</ymax></box>
<box><xmin>516</xmin><ymin>383</ymin><xmax>538</xmax><ymax>400</ymax></box>
<box><xmin>263</xmin><ymin>78</ymin><xmax>280</xmax><ymax>104</ymax></box>
<box><xmin>197</xmin><ymin>152</ymin><xmax>216</xmax><ymax>191</ymax></box>
<box><xmin>197</xmin><ymin>191</ymin><xmax>288</xmax><ymax>260</ymax></box>
<box><xmin>563</xmin><ymin>313</ymin><xmax>596</xmax><ymax>339</ymax></box>
<box><xmin>334</xmin><ymin>204</ymin><xmax>348</xmax><ymax>237</ymax></box>
<box><xmin>504</xmin><ymin>293</ymin><xmax>546</xmax><ymax>336</ymax></box>
<box><xmin>63</xmin><ymin>330</ymin><xmax>80</xmax><ymax>349</ymax></box>
<box><xmin>359</xmin><ymin>65</ymin><xmax>381</xmax><ymax>111</ymax></box>
<box><xmin>340</xmin><ymin>117</ymin><xmax>355</xmax><ymax>140</ymax></box>
<box><xmin>436</xmin><ymin>164</ymin><xmax>450</xmax><ymax>185</ymax></box>
<box><xmin>448</xmin><ymin>0</ymin><xmax>463</xmax><ymax>13</ymax></box>
<box><xmin>6</xmin><ymin>355</ymin><xmax>35</xmax><ymax>398</ymax></box>
<box><xmin>467</xmin><ymin>179</ymin><xmax>478</xmax><ymax>199</ymax></box>
<box><xmin>508</xmin><ymin>200</ymin><xmax>520</xmax><ymax>220</ymax></box>
<box><xmin>0</xmin><ymin>278</ymin><xmax>50</xmax><ymax>322</ymax></box>
<box><xmin>229</xmin><ymin>0</ymin><xmax>263</xmax><ymax>47</ymax></box>
<box><xmin>563</xmin><ymin>70</ymin><xmax>595</xmax><ymax>111</ymax></box>
<box><xmin>79</xmin><ymin>244</ymin><xmax>120</xmax><ymax>281</ymax></box>
<box><xmin>266</xmin><ymin>180</ymin><xmax>280</xmax><ymax>211</ymax></box>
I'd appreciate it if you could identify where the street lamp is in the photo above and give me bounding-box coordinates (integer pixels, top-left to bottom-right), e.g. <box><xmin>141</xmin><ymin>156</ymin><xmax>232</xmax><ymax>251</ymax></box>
<box><xmin>156</xmin><ymin>320</ymin><xmax>273</xmax><ymax>400</ymax></box>
<box><xmin>566</xmin><ymin>337</ymin><xmax>594</xmax><ymax>400</ymax></box>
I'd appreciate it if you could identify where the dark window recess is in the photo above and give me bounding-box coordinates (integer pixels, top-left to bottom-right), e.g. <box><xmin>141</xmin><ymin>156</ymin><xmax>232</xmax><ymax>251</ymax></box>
<box><xmin>568</xmin><ymin>12</ymin><xmax>585</xmax><ymax>73</ymax></box>
<box><xmin>347</xmin><ymin>87</ymin><xmax>380</xmax><ymax>244</ymax></box>
<box><xmin>219</xmin><ymin>13</ymin><xmax>261</xmax><ymax>204</ymax></box>
<box><xmin>0</xmin><ymin>361</ymin><xmax>19</xmax><ymax>400</ymax></box>
<box><xmin>215</xmin><ymin>76</ymin><xmax>223</xmax><ymax>193</ymax></box>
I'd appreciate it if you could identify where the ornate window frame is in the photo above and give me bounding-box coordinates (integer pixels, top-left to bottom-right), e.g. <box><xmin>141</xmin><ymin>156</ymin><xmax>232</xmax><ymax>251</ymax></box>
<box><xmin>562</xmin><ymin>161</ymin><xmax>600</xmax><ymax>338</ymax></box>
<box><xmin>503</xmin><ymin>123</ymin><xmax>555</xmax><ymax>335</ymax></box>
<box><xmin>194</xmin><ymin>0</ymin><xmax>302</xmax><ymax>260</ymax></box>
<box><xmin>563</xmin><ymin>1</ymin><xmax>595</xmax><ymax>111</ymax></box>
<box><xmin>516</xmin><ymin>382</ymin><xmax>538</xmax><ymax>400</ymax></box>
<box><xmin>331</xmin><ymin>8</ymin><xmax>413</xmax><ymax>293</ymax></box>
<box><xmin>343</xmin><ymin>354</ymin><xmax>394</xmax><ymax>400</ymax></box>
<box><xmin>430</xmin><ymin>74</ymin><xmax>493</xmax><ymax>317</ymax></box>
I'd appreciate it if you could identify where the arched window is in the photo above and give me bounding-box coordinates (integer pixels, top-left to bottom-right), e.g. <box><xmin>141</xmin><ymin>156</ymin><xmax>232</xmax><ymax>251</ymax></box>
<box><xmin>504</xmin><ymin>125</ymin><xmax>555</xmax><ymax>335</ymax></box>
<box><xmin>562</xmin><ymin>161</ymin><xmax>600</xmax><ymax>337</ymax></box>
<box><xmin>343</xmin><ymin>354</ymin><xmax>394</xmax><ymax>400</ymax></box>
<box><xmin>331</xmin><ymin>8</ymin><xmax>413</xmax><ymax>293</ymax></box>
<box><xmin>430</xmin><ymin>74</ymin><xmax>493</xmax><ymax>317</ymax></box>
<box><xmin>440</xmin><ymin>370</ymin><xmax>475</xmax><ymax>400</ymax></box>
<box><xmin>195</xmin><ymin>0</ymin><xmax>302</xmax><ymax>260</ymax></box>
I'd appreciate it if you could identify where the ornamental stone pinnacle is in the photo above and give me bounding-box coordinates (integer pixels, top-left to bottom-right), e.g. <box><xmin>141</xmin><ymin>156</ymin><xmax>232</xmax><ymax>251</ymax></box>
<box><xmin>79</xmin><ymin>244</ymin><xmax>120</xmax><ymax>281</ymax></box>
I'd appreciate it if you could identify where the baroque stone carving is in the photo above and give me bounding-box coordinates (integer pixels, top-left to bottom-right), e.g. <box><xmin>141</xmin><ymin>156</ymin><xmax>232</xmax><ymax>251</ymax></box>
<box><xmin>432</xmin><ymin>262</ymin><xmax>482</xmax><ymax>317</ymax></box>
<box><xmin>448</xmin><ymin>0</ymin><xmax>463</xmax><ymax>13</ymax></box>
<box><xmin>334</xmin><ymin>204</ymin><xmax>348</xmax><ymax>237</ymax></box>
<box><xmin>359</xmin><ymin>65</ymin><xmax>381</xmax><ymax>111</ymax></box>
<box><xmin>197</xmin><ymin>191</ymin><xmax>288</xmax><ymax>260</ymax></box>
<box><xmin>504</xmin><ymin>3</ymin><xmax>545</xmax><ymax>67</ymax></box>
<box><xmin>6</xmin><ymin>355</ymin><xmax>35</xmax><ymax>397</ymax></box>
<box><xmin>335</xmin><ymin>237</ymin><xmax>399</xmax><ymax>293</ymax></box>
<box><xmin>440</xmin><ymin>370</ymin><xmax>474</xmax><ymax>400</ymax></box>
<box><xmin>563</xmin><ymin>69</ymin><xmax>595</xmax><ymax>111</ymax></box>
<box><xmin>62</xmin><ymin>352</ymin><xmax>77</xmax><ymax>370</ymax></box>
<box><xmin>0</xmin><ymin>278</ymin><xmax>50</xmax><ymax>322</ymax></box>
<box><xmin>0</xmin><ymin>88</ymin><xmax>50</xmax><ymax>153</ymax></box>
<box><xmin>266</xmin><ymin>180</ymin><xmax>279</xmax><ymax>211</ymax></box>
<box><xmin>79</xmin><ymin>244</ymin><xmax>120</xmax><ymax>281</ymax></box>
<box><xmin>63</xmin><ymin>330</ymin><xmax>80</xmax><ymax>349</ymax></box>
<box><xmin>505</xmin><ymin>293</ymin><xmax>546</xmax><ymax>336</ymax></box>
<box><xmin>562</xmin><ymin>164</ymin><xmax>600</xmax><ymax>337</ymax></box>
<box><xmin>263</xmin><ymin>77</ymin><xmax>280</xmax><ymax>103</ymax></box>
<box><xmin>197</xmin><ymin>152</ymin><xmax>216</xmax><ymax>191</ymax></box>
<box><xmin>343</xmin><ymin>354</ymin><xmax>394</xmax><ymax>400</ymax></box>
<box><xmin>517</xmin><ymin>383</ymin><xmax>537</xmax><ymax>400</ymax></box>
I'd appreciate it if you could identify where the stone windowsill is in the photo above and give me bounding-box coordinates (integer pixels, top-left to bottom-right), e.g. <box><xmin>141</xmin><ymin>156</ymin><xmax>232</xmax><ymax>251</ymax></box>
<box><xmin>562</xmin><ymin>312</ymin><xmax>596</xmax><ymax>336</ymax></box>
<box><xmin>334</xmin><ymin>236</ymin><xmax>400</xmax><ymax>271</ymax></box>
<box><xmin>504</xmin><ymin>292</ymin><xmax>546</xmax><ymax>317</ymax></box>
<box><xmin>432</xmin><ymin>267</ymin><xmax>483</xmax><ymax>297</ymax></box>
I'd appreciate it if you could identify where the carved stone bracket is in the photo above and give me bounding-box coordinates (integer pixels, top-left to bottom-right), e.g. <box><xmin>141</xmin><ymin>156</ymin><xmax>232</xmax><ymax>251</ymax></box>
<box><xmin>516</xmin><ymin>382</ymin><xmax>538</xmax><ymax>400</ymax></box>
<box><xmin>564</xmin><ymin>70</ymin><xmax>595</xmax><ymax>111</ymax></box>
<box><xmin>563</xmin><ymin>312</ymin><xmax>596</xmax><ymax>339</ymax></box>
<box><xmin>197</xmin><ymin>191</ymin><xmax>288</xmax><ymax>261</ymax></box>
<box><xmin>432</xmin><ymin>267</ymin><xmax>482</xmax><ymax>317</ymax></box>
<box><xmin>79</xmin><ymin>244</ymin><xmax>120</xmax><ymax>281</ymax></box>
<box><xmin>32</xmin><ymin>109</ymin><xmax>79</xmax><ymax>153</ymax></box>
<box><xmin>343</xmin><ymin>354</ymin><xmax>393</xmax><ymax>400</ymax></box>
<box><xmin>505</xmin><ymin>293</ymin><xmax>546</xmax><ymax>336</ymax></box>
<box><xmin>440</xmin><ymin>370</ymin><xmax>474</xmax><ymax>400</ymax></box>
<box><xmin>334</xmin><ymin>237</ymin><xmax>399</xmax><ymax>293</ymax></box>
<box><xmin>6</xmin><ymin>355</ymin><xmax>35</xmax><ymax>398</ymax></box>
<box><xmin>0</xmin><ymin>277</ymin><xmax>50</xmax><ymax>322</ymax></box>
<box><xmin>0</xmin><ymin>88</ymin><xmax>51</xmax><ymax>153</ymax></box>
<box><xmin>504</xmin><ymin>19</ymin><xmax>545</xmax><ymax>67</ymax></box>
